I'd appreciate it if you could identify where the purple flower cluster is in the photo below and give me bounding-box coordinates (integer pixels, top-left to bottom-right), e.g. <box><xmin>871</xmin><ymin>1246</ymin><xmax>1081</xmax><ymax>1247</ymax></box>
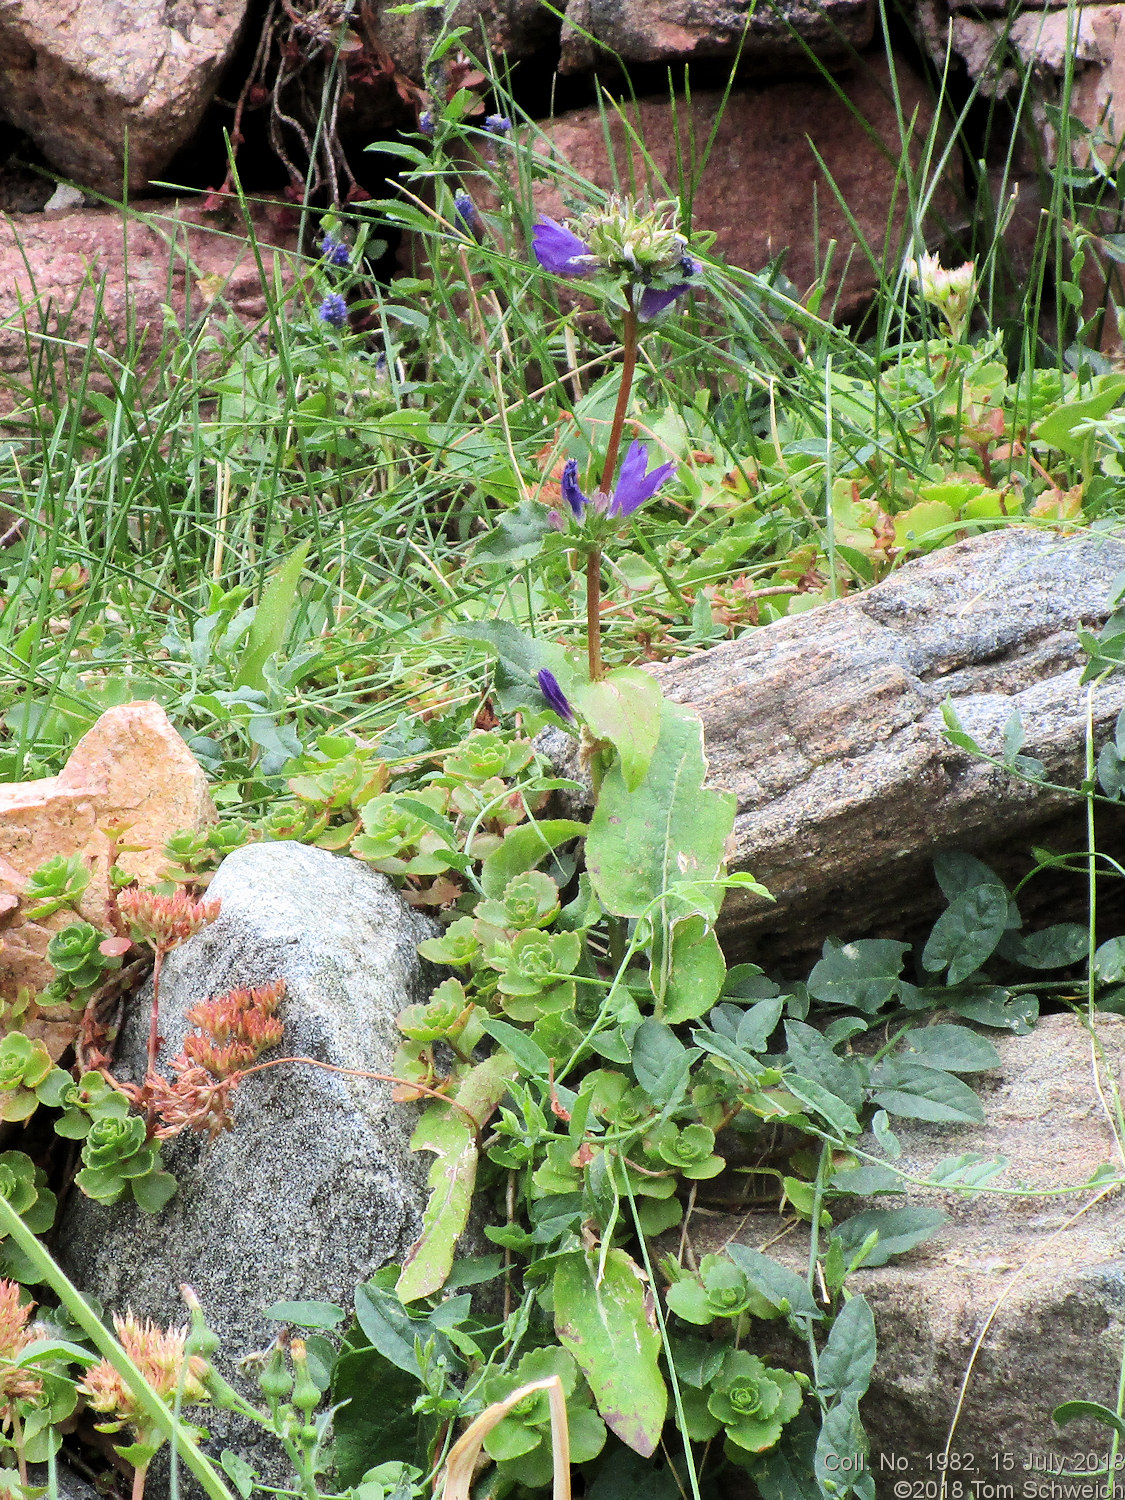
<box><xmin>561</xmin><ymin>441</ymin><xmax>675</xmax><ymax>522</ymax></box>
<box><xmin>531</xmin><ymin>215</ymin><xmax>701</xmax><ymax>320</ymax></box>
<box><xmin>319</xmin><ymin>231</ymin><xmax>350</xmax><ymax>268</ymax></box>
<box><xmin>318</xmin><ymin>292</ymin><xmax>349</xmax><ymax>328</ymax></box>
<box><xmin>484</xmin><ymin>114</ymin><xmax>512</xmax><ymax>136</ymax></box>
<box><xmin>454</xmin><ymin>191</ymin><xmax>484</xmax><ymax>238</ymax></box>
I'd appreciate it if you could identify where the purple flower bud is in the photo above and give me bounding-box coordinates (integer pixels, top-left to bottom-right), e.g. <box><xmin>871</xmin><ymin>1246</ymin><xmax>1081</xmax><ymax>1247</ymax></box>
<box><xmin>532</xmin><ymin>216</ymin><xmax>596</xmax><ymax>278</ymax></box>
<box><xmin>454</xmin><ymin>190</ymin><xmax>484</xmax><ymax>238</ymax></box>
<box><xmin>537</xmin><ymin>669</ymin><xmax>574</xmax><ymax>722</ymax></box>
<box><xmin>561</xmin><ymin>459</ymin><xmax>589</xmax><ymax>520</ymax></box>
<box><xmin>418</xmin><ymin>110</ymin><xmax>435</xmax><ymax>137</ymax></box>
<box><xmin>485</xmin><ymin>114</ymin><xmax>512</xmax><ymax>136</ymax></box>
<box><xmin>607</xmin><ymin>441</ymin><xmax>675</xmax><ymax>519</ymax></box>
<box><xmin>318</xmin><ymin>292</ymin><xmax>349</xmax><ymax>328</ymax></box>
<box><xmin>319</xmin><ymin>232</ymin><xmax>350</xmax><ymax>267</ymax></box>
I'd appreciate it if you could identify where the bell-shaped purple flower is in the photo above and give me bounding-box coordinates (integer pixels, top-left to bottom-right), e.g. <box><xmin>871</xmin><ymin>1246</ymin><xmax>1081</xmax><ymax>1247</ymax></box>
<box><xmin>485</xmin><ymin>114</ymin><xmax>512</xmax><ymax>136</ymax></box>
<box><xmin>561</xmin><ymin>459</ymin><xmax>589</xmax><ymax>519</ymax></box>
<box><xmin>636</xmin><ymin>256</ymin><xmax>702</xmax><ymax>322</ymax></box>
<box><xmin>537</xmin><ymin>669</ymin><xmax>574</xmax><ymax>721</ymax></box>
<box><xmin>532</xmin><ymin>217</ymin><xmax>596</xmax><ymax>278</ymax></box>
<box><xmin>607</xmin><ymin>441</ymin><xmax>675</xmax><ymax>518</ymax></box>
<box><xmin>418</xmin><ymin>110</ymin><xmax>435</xmax><ymax>137</ymax></box>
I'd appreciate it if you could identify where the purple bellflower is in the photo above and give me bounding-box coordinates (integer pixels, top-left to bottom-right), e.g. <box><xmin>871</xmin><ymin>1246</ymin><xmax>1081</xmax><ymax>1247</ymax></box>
<box><xmin>318</xmin><ymin>292</ymin><xmax>349</xmax><ymax>328</ymax></box>
<box><xmin>537</xmin><ymin>669</ymin><xmax>574</xmax><ymax>721</ymax></box>
<box><xmin>418</xmin><ymin>110</ymin><xmax>435</xmax><ymax>137</ymax></box>
<box><xmin>319</xmin><ymin>232</ymin><xmax>350</xmax><ymax>267</ymax></box>
<box><xmin>485</xmin><ymin>114</ymin><xmax>512</xmax><ymax>135</ymax></box>
<box><xmin>560</xmin><ymin>441</ymin><xmax>675</xmax><ymax>522</ymax></box>
<box><xmin>532</xmin><ymin>217</ymin><xmax>596</xmax><ymax>277</ymax></box>
<box><xmin>637</xmin><ymin>256</ymin><xmax>702</xmax><ymax>321</ymax></box>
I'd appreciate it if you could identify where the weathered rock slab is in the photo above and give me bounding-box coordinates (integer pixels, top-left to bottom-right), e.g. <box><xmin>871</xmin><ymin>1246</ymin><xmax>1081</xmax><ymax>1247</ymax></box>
<box><xmin>0</xmin><ymin>0</ymin><xmax>250</xmax><ymax>192</ymax></box>
<box><xmin>698</xmin><ymin>1014</ymin><xmax>1125</xmax><ymax>1488</ymax></box>
<box><xmin>559</xmin><ymin>0</ymin><xmax>875</xmax><ymax>73</ymax></box>
<box><xmin>58</xmin><ymin>841</ymin><xmax>435</xmax><ymax>1479</ymax></box>
<box><xmin>0</xmin><ymin>701</ymin><xmax>214</xmax><ymax>1013</ymax></box>
<box><xmin>523</xmin><ymin>58</ymin><xmax>954</xmax><ymax>317</ymax></box>
<box><xmin>651</xmin><ymin>528</ymin><xmax>1125</xmax><ymax>964</ymax></box>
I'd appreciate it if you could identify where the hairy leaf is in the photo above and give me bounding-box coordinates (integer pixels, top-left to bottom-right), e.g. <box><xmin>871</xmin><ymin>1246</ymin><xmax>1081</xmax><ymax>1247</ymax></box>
<box><xmin>922</xmin><ymin>885</ymin><xmax>1010</xmax><ymax>984</ymax></box>
<box><xmin>574</xmin><ymin>668</ymin><xmax>663</xmax><ymax>792</ymax></box>
<box><xmin>817</xmin><ymin>1295</ymin><xmax>876</xmax><ymax>1402</ymax></box>
<box><xmin>554</xmin><ymin>1249</ymin><xmax>667</xmax><ymax>1456</ymax></box>
<box><xmin>586</xmin><ymin>697</ymin><xmax>734</xmax><ymax>921</ymax></box>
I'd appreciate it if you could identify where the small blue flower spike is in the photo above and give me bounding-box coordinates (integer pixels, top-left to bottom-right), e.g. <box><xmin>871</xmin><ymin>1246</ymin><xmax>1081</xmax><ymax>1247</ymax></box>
<box><xmin>454</xmin><ymin>191</ymin><xmax>484</xmax><ymax>238</ymax></box>
<box><xmin>319</xmin><ymin>232</ymin><xmax>350</xmax><ymax>267</ymax></box>
<box><xmin>318</xmin><ymin>292</ymin><xmax>349</xmax><ymax>328</ymax></box>
<box><xmin>484</xmin><ymin>114</ymin><xmax>512</xmax><ymax>135</ymax></box>
<box><xmin>607</xmin><ymin>441</ymin><xmax>675</xmax><ymax>519</ymax></box>
<box><xmin>561</xmin><ymin>459</ymin><xmax>589</xmax><ymax>520</ymax></box>
<box><xmin>418</xmin><ymin>110</ymin><xmax>435</xmax><ymax>137</ymax></box>
<box><xmin>537</xmin><ymin>669</ymin><xmax>574</xmax><ymax>721</ymax></box>
<box><xmin>531</xmin><ymin>216</ymin><xmax>596</xmax><ymax>277</ymax></box>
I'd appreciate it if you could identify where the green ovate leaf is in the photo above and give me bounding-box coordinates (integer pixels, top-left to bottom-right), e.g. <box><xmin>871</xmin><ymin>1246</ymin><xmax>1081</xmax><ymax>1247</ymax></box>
<box><xmin>922</xmin><ymin>885</ymin><xmax>1009</xmax><ymax>984</ymax></box>
<box><xmin>816</xmin><ymin>1295</ymin><xmax>876</xmax><ymax>1402</ymax></box>
<box><xmin>235</xmin><ymin>540</ymin><xmax>310</xmax><ymax>691</ymax></box>
<box><xmin>553</xmin><ymin>1249</ymin><xmax>667</xmax><ymax>1457</ymax></box>
<box><xmin>586</xmin><ymin>697</ymin><xmax>734</xmax><ymax>921</ymax></box>
<box><xmin>574</xmin><ymin>667</ymin><xmax>663</xmax><ymax>792</ymax></box>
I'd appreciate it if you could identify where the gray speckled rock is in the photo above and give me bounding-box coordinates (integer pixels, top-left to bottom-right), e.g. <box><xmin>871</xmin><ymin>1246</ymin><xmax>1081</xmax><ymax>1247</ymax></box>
<box><xmin>547</xmin><ymin>528</ymin><xmax>1125</xmax><ymax>968</ymax></box>
<box><xmin>57</xmin><ymin>841</ymin><xmax>436</xmax><ymax>1480</ymax></box>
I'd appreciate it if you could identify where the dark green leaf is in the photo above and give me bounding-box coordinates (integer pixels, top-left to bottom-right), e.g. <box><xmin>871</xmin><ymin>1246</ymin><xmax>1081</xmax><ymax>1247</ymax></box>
<box><xmin>947</xmin><ymin>988</ymin><xmax>1038</xmax><ymax>1033</ymax></box>
<box><xmin>1002</xmin><ymin>923</ymin><xmax>1087</xmax><ymax>970</ymax></box>
<box><xmin>815</xmin><ymin>1394</ymin><xmax>867</xmax><ymax>1497</ymax></box>
<box><xmin>828</xmin><ymin>1164</ymin><xmax>903</xmax><ymax>1195</ymax></box>
<box><xmin>817</xmin><ymin>1295</ymin><xmax>876</xmax><ymax>1402</ymax></box>
<box><xmin>784</xmin><ymin>1021</ymin><xmax>866</xmax><ymax>1107</ymax></box>
<box><xmin>783</xmin><ymin>1075</ymin><xmax>861</xmax><ymax>1140</ymax></box>
<box><xmin>264</xmin><ymin>1300</ymin><xmax>345</xmax><ymax>1329</ymax></box>
<box><xmin>896</xmin><ymin>1024</ymin><xmax>1000</xmax><ymax>1073</ymax></box>
<box><xmin>479</xmin><ymin>1019</ymin><xmax>550</xmax><ymax>1078</ymax></box>
<box><xmin>872</xmin><ymin>1062</ymin><xmax>985</xmax><ymax>1124</ymax></box>
<box><xmin>1096</xmin><ymin>936</ymin><xmax>1125</xmax><ymax>983</ymax></box>
<box><xmin>331</xmin><ymin>1348</ymin><xmax>424</xmax><ymax>1486</ymax></box>
<box><xmin>834</xmin><ymin>1207</ymin><xmax>947</xmax><ymax>1267</ymax></box>
<box><xmin>473</xmin><ymin>502</ymin><xmax>552</xmax><ymax>564</ymax></box>
<box><xmin>1053</xmin><ymin>1401</ymin><xmax>1125</xmax><ymax>1441</ymax></box>
<box><xmin>922</xmin><ymin>885</ymin><xmax>1009</xmax><ymax>984</ymax></box>
<box><xmin>806</xmin><ymin>940</ymin><xmax>909</xmax><ymax>1014</ymax></box>
<box><xmin>632</xmin><ymin>1020</ymin><xmax>696</xmax><ymax>1109</ymax></box>
<box><xmin>726</xmin><ymin>1245</ymin><xmax>822</xmax><ymax>1320</ymax></box>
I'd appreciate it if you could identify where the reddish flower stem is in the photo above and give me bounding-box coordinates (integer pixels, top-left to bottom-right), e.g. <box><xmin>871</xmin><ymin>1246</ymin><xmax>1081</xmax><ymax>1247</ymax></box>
<box><xmin>144</xmin><ymin>947</ymin><xmax>166</xmax><ymax>1129</ymax></box>
<box><xmin>600</xmin><ymin>298</ymin><xmax>639</xmax><ymax>492</ymax></box>
<box><xmin>586</xmin><ymin>548</ymin><xmax>604</xmax><ymax>681</ymax></box>
<box><xmin>233</xmin><ymin>1056</ymin><xmax>483</xmax><ymax>1133</ymax></box>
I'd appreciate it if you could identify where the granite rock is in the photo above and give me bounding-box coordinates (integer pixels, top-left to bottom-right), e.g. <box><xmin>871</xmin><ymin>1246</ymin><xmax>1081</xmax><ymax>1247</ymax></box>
<box><xmin>0</xmin><ymin>0</ymin><xmax>250</xmax><ymax>193</ymax></box>
<box><xmin>0</xmin><ymin>701</ymin><xmax>214</xmax><ymax>1029</ymax></box>
<box><xmin>559</xmin><ymin>0</ymin><xmax>875</xmax><ymax>73</ymax></box>
<box><xmin>58</xmin><ymin>840</ymin><xmax>436</xmax><ymax>1480</ymax></box>
<box><xmin>0</xmin><ymin>198</ymin><xmax>299</xmax><ymax>419</ymax></box>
